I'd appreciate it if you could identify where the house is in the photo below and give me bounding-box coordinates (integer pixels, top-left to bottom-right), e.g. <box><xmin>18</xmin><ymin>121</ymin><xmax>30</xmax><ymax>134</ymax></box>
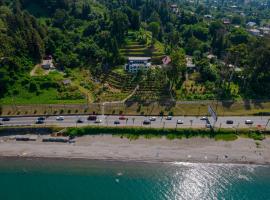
<box><xmin>223</xmin><ymin>19</ymin><xmax>231</xmax><ymax>25</ymax></box>
<box><xmin>204</xmin><ymin>14</ymin><xmax>212</xmax><ymax>19</ymax></box>
<box><xmin>248</xmin><ymin>28</ymin><xmax>261</xmax><ymax>36</ymax></box>
<box><xmin>162</xmin><ymin>56</ymin><xmax>171</xmax><ymax>66</ymax></box>
<box><xmin>62</xmin><ymin>79</ymin><xmax>71</xmax><ymax>85</ymax></box>
<box><xmin>41</xmin><ymin>55</ymin><xmax>54</xmax><ymax>70</ymax></box>
<box><xmin>207</xmin><ymin>54</ymin><xmax>217</xmax><ymax>60</ymax></box>
<box><xmin>186</xmin><ymin>56</ymin><xmax>196</xmax><ymax>71</ymax></box>
<box><xmin>259</xmin><ymin>27</ymin><xmax>270</xmax><ymax>35</ymax></box>
<box><xmin>170</xmin><ymin>4</ymin><xmax>179</xmax><ymax>14</ymax></box>
<box><xmin>125</xmin><ymin>57</ymin><xmax>151</xmax><ymax>73</ymax></box>
<box><xmin>246</xmin><ymin>21</ymin><xmax>256</xmax><ymax>27</ymax></box>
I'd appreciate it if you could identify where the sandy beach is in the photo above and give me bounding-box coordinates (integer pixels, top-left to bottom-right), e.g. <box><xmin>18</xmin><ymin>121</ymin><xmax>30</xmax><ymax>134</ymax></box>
<box><xmin>0</xmin><ymin>135</ymin><xmax>270</xmax><ymax>165</ymax></box>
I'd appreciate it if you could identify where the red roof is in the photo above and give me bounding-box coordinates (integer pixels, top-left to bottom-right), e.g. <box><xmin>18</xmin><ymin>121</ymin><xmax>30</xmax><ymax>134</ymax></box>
<box><xmin>162</xmin><ymin>56</ymin><xmax>171</xmax><ymax>65</ymax></box>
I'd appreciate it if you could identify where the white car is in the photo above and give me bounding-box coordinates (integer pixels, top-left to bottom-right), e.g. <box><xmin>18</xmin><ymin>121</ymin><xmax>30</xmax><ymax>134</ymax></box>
<box><xmin>200</xmin><ymin>116</ymin><xmax>208</xmax><ymax>120</ymax></box>
<box><xmin>56</xmin><ymin>116</ymin><xmax>64</xmax><ymax>121</ymax></box>
<box><xmin>177</xmin><ymin>120</ymin><xmax>184</xmax><ymax>124</ymax></box>
<box><xmin>166</xmin><ymin>116</ymin><xmax>173</xmax><ymax>120</ymax></box>
<box><xmin>245</xmin><ymin>120</ymin><xmax>254</xmax><ymax>125</ymax></box>
<box><xmin>149</xmin><ymin>117</ymin><xmax>156</xmax><ymax>121</ymax></box>
<box><xmin>95</xmin><ymin>119</ymin><xmax>102</xmax><ymax>124</ymax></box>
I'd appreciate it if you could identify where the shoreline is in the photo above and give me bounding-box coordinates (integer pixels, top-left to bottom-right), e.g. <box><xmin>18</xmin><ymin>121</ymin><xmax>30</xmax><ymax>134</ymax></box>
<box><xmin>1</xmin><ymin>135</ymin><xmax>270</xmax><ymax>166</ymax></box>
<box><xmin>0</xmin><ymin>155</ymin><xmax>269</xmax><ymax>166</ymax></box>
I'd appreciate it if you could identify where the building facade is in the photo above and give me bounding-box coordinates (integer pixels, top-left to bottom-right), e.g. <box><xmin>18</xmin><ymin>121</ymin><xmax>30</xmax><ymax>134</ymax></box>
<box><xmin>125</xmin><ymin>57</ymin><xmax>151</xmax><ymax>73</ymax></box>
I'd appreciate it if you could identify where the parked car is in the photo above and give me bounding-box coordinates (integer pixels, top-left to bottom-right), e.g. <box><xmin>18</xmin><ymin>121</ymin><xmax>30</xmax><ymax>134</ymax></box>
<box><xmin>114</xmin><ymin>120</ymin><xmax>120</xmax><ymax>125</ymax></box>
<box><xmin>95</xmin><ymin>119</ymin><xmax>102</xmax><ymax>124</ymax></box>
<box><xmin>177</xmin><ymin>120</ymin><xmax>184</xmax><ymax>124</ymax></box>
<box><xmin>2</xmin><ymin>117</ymin><xmax>10</xmax><ymax>121</ymax></box>
<box><xmin>166</xmin><ymin>116</ymin><xmax>173</xmax><ymax>120</ymax></box>
<box><xmin>56</xmin><ymin>116</ymin><xmax>64</xmax><ymax>121</ymax></box>
<box><xmin>245</xmin><ymin>120</ymin><xmax>254</xmax><ymax>125</ymax></box>
<box><xmin>149</xmin><ymin>117</ymin><xmax>157</xmax><ymax>121</ymax></box>
<box><xmin>143</xmin><ymin>119</ymin><xmax>151</xmax><ymax>125</ymax></box>
<box><xmin>226</xmin><ymin>120</ymin><xmax>234</xmax><ymax>124</ymax></box>
<box><xmin>77</xmin><ymin>118</ymin><xmax>84</xmax><ymax>123</ymax></box>
<box><xmin>200</xmin><ymin>117</ymin><xmax>208</xmax><ymax>120</ymax></box>
<box><xmin>36</xmin><ymin>119</ymin><xmax>44</xmax><ymax>124</ymax></box>
<box><xmin>119</xmin><ymin>116</ymin><xmax>127</xmax><ymax>120</ymax></box>
<box><xmin>88</xmin><ymin>115</ymin><xmax>97</xmax><ymax>121</ymax></box>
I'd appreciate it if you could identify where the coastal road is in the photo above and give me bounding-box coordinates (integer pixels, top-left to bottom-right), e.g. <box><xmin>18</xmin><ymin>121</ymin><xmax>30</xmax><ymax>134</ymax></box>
<box><xmin>1</xmin><ymin>115</ymin><xmax>269</xmax><ymax>129</ymax></box>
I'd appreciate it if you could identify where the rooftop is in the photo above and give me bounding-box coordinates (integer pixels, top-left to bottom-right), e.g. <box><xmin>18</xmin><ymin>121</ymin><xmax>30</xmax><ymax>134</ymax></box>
<box><xmin>128</xmin><ymin>57</ymin><xmax>151</xmax><ymax>61</ymax></box>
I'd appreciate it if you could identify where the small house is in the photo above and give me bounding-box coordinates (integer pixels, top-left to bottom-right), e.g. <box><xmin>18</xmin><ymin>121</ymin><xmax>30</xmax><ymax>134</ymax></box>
<box><xmin>162</xmin><ymin>56</ymin><xmax>172</xmax><ymax>66</ymax></box>
<box><xmin>41</xmin><ymin>55</ymin><xmax>54</xmax><ymax>70</ymax></box>
<box><xmin>170</xmin><ymin>4</ymin><xmax>179</xmax><ymax>14</ymax></box>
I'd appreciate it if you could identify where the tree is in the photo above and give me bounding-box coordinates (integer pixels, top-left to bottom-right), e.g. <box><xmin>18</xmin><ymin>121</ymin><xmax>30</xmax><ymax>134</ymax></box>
<box><xmin>167</xmin><ymin>49</ymin><xmax>187</xmax><ymax>89</ymax></box>
<box><xmin>198</xmin><ymin>58</ymin><xmax>219</xmax><ymax>82</ymax></box>
<box><xmin>81</xmin><ymin>3</ymin><xmax>91</xmax><ymax>19</ymax></box>
<box><xmin>148</xmin><ymin>22</ymin><xmax>160</xmax><ymax>44</ymax></box>
<box><xmin>245</xmin><ymin>38</ymin><xmax>270</xmax><ymax>97</ymax></box>
<box><xmin>130</xmin><ymin>11</ymin><xmax>140</xmax><ymax>30</ymax></box>
<box><xmin>111</xmin><ymin>10</ymin><xmax>129</xmax><ymax>43</ymax></box>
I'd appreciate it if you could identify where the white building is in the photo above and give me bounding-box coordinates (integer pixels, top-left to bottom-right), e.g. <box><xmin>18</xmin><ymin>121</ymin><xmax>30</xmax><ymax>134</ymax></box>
<box><xmin>248</xmin><ymin>28</ymin><xmax>261</xmax><ymax>36</ymax></box>
<box><xmin>170</xmin><ymin>4</ymin><xmax>179</xmax><ymax>14</ymax></box>
<box><xmin>125</xmin><ymin>57</ymin><xmax>151</xmax><ymax>73</ymax></box>
<box><xmin>41</xmin><ymin>55</ymin><xmax>54</xmax><ymax>70</ymax></box>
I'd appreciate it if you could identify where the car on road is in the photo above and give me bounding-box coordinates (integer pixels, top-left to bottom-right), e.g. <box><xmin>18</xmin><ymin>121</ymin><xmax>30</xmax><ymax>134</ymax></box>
<box><xmin>149</xmin><ymin>117</ymin><xmax>156</xmax><ymax>121</ymax></box>
<box><xmin>226</xmin><ymin>120</ymin><xmax>234</xmax><ymax>125</ymax></box>
<box><xmin>200</xmin><ymin>117</ymin><xmax>208</xmax><ymax>120</ymax></box>
<box><xmin>177</xmin><ymin>120</ymin><xmax>184</xmax><ymax>124</ymax></box>
<box><xmin>119</xmin><ymin>116</ymin><xmax>127</xmax><ymax>120</ymax></box>
<box><xmin>205</xmin><ymin>123</ymin><xmax>211</xmax><ymax>128</ymax></box>
<box><xmin>166</xmin><ymin>116</ymin><xmax>173</xmax><ymax>120</ymax></box>
<box><xmin>143</xmin><ymin>119</ymin><xmax>151</xmax><ymax>125</ymax></box>
<box><xmin>2</xmin><ymin>117</ymin><xmax>10</xmax><ymax>121</ymax></box>
<box><xmin>0</xmin><ymin>122</ymin><xmax>3</xmax><ymax>126</ymax></box>
<box><xmin>37</xmin><ymin>117</ymin><xmax>46</xmax><ymax>121</ymax></box>
<box><xmin>56</xmin><ymin>116</ymin><xmax>64</xmax><ymax>121</ymax></box>
<box><xmin>245</xmin><ymin>120</ymin><xmax>254</xmax><ymax>125</ymax></box>
<box><xmin>95</xmin><ymin>119</ymin><xmax>102</xmax><ymax>124</ymax></box>
<box><xmin>36</xmin><ymin>119</ymin><xmax>44</xmax><ymax>124</ymax></box>
<box><xmin>114</xmin><ymin>120</ymin><xmax>120</xmax><ymax>125</ymax></box>
<box><xmin>77</xmin><ymin>118</ymin><xmax>84</xmax><ymax>123</ymax></box>
<box><xmin>88</xmin><ymin>115</ymin><xmax>97</xmax><ymax>121</ymax></box>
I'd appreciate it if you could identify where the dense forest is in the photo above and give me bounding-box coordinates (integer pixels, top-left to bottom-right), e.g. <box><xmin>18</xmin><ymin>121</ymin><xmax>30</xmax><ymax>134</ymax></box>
<box><xmin>0</xmin><ymin>0</ymin><xmax>270</xmax><ymax>104</ymax></box>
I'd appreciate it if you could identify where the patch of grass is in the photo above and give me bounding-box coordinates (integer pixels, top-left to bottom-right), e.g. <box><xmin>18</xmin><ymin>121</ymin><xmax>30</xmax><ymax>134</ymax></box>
<box><xmin>248</xmin><ymin>132</ymin><xmax>265</xmax><ymax>140</ymax></box>
<box><xmin>214</xmin><ymin>134</ymin><xmax>238</xmax><ymax>141</ymax></box>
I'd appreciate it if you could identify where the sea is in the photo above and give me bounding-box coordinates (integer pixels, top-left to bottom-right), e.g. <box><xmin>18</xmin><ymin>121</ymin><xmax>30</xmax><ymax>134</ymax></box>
<box><xmin>0</xmin><ymin>158</ymin><xmax>269</xmax><ymax>200</ymax></box>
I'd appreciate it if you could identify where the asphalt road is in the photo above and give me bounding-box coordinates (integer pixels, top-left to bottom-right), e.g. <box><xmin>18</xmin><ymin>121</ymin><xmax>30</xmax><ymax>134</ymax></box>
<box><xmin>1</xmin><ymin>115</ymin><xmax>269</xmax><ymax>129</ymax></box>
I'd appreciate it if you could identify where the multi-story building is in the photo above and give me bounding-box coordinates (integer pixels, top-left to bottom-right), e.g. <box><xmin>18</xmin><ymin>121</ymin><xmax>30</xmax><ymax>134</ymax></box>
<box><xmin>125</xmin><ymin>57</ymin><xmax>151</xmax><ymax>73</ymax></box>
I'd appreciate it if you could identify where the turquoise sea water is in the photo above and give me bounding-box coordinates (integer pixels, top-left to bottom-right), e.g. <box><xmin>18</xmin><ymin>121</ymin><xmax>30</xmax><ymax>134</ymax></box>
<box><xmin>0</xmin><ymin>158</ymin><xmax>270</xmax><ymax>200</ymax></box>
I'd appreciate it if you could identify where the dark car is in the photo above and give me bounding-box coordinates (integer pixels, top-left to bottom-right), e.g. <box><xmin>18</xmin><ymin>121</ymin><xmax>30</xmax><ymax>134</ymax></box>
<box><xmin>2</xmin><ymin>117</ymin><xmax>10</xmax><ymax>121</ymax></box>
<box><xmin>114</xmin><ymin>120</ymin><xmax>120</xmax><ymax>125</ymax></box>
<box><xmin>88</xmin><ymin>115</ymin><xmax>97</xmax><ymax>121</ymax></box>
<box><xmin>143</xmin><ymin>120</ymin><xmax>151</xmax><ymax>125</ymax></box>
<box><xmin>77</xmin><ymin>118</ymin><xmax>84</xmax><ymax>123</ymax></box>
<box><xmin>226</xmin><ymin>120</ymin><xmax>234</xmax><ymax>125</ymax></box>
<box><xmin>166</xmin><ymin>116</ymin><xmax>173</xmax><ymax>120</ymax></box>
<box><xmin>36</xmin><ymin>119</ymin><xmax>44</xmax><ymax>124</ymax></box>
<box><xmin>37</xmin><ymin>117</ymin><xmax>46</xmax><ymax>121</ymax></box>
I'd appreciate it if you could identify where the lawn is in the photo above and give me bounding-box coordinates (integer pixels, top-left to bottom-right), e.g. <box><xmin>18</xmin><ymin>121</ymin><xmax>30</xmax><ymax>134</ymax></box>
<box><xmin>0</xmin><ymin>88</ymin><xmax>85</xmax><ymax>105</ymax></box>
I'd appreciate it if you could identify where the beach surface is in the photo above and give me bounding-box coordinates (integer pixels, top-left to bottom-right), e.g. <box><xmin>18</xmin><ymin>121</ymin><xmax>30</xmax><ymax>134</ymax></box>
<box><xmin>0</xmin><ymin>135</ymin><xmax>270</xmax><ymax>165</ymax></box>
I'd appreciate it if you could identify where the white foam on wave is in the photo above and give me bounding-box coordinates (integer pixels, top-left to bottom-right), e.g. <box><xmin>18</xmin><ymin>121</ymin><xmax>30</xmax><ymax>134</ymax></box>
<box><xmin>238</xmin><ymin>174</ymin><xmax>250</xmax><ymax>181</ymax></box>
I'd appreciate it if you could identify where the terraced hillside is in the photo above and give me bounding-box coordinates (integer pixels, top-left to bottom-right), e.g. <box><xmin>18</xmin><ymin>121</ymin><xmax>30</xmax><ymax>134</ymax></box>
<box><xmin>120</xmin><ymin>32</ymin><xmax>165</xmax><ymax>64</ymax></box>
